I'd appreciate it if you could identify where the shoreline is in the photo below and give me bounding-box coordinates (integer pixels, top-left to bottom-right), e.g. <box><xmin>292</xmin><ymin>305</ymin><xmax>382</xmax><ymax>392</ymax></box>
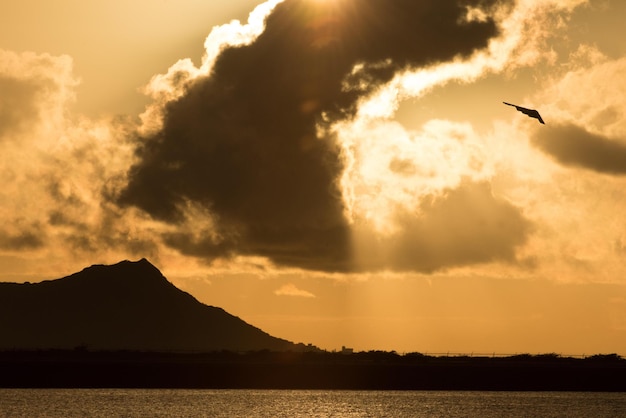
<box><xmin>1</xmin><ymin>350</ymin><xmax>624</xmax><ymax>391</ymax></box>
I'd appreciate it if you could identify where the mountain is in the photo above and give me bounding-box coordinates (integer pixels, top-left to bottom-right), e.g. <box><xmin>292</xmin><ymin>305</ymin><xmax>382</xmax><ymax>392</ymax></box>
<box><xmin>0</xmin><ymin>259</ymin><xmax>299</xmax><ymax>352</ymax></box>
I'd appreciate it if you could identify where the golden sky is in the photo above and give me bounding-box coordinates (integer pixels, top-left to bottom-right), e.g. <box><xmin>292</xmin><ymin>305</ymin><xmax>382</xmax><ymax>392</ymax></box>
<box><xmin>1</xmin><ymin>0</ymin><xmax>626</xmax><ymax>355</ymax></box>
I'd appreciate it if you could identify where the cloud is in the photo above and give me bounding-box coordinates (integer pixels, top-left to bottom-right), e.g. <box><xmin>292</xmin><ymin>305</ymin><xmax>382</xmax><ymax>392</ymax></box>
<box><xmin>532</xmin><ymin>49</ymin><xmax>626</xmax><ymax>175</ymax></box>
<box><xmin>274</xmin><ymin>283</ymin><xmax>315</xmax><ymax>298</ymax></box>
<box><xmin>0</xmin><ymin>221</ymin><xmax>45</xmax><ymax>251</ymax></box>
<box><xmin>354</xmin><ymin>181</ymin><xmax>532</xmax><ymax>273</ymax></box>
<box><xmin>0</xmin><ymin>1</ymin><xmax>593</xmax><ymax>280</ymax></box>
<box><xmin>541</xmin><ymin>49</ymin><xmax>626</xmax><ymax>137</ymax></box>
<box><xmin>0</xmin><ymin>49</ymin><xmax>157</xmax><ymax>272</ymax></box>
<box><xmin>0</xmin><ymin>49</ymin><xmax>77</xmax><ymax>136</ymax></box>
<box><xmin>533</xmin><ymin>123</ymin><xmax>626</xmax><ymax>175</ymax></box>
<box><xmin>119</xmin><ymin>0</ymin><xmax>508</xmax><ymax>272</ymax></box>
<box><xmin>0</xmin><ymin>77</ymin><xmax>43</xmax><ymax>138</ymax></box>
<box><xmin>529</xmin><ymin>50</ymin><xmax>626</xmax><ymax>175</ymax></box>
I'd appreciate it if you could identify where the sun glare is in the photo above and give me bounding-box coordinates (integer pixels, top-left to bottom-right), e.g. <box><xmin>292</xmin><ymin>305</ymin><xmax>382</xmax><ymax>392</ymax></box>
<box><xmin>309</xmin><ymin>0</ymin><xmax>349</xmax><ymax>11</ymax></box>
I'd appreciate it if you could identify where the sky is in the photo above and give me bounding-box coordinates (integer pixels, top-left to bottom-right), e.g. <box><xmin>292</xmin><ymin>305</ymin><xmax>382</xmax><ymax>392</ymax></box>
<box><xmin>1</xmin><ymin>0</ymin><xmax>626</xmax><ymax>355</ymax></box>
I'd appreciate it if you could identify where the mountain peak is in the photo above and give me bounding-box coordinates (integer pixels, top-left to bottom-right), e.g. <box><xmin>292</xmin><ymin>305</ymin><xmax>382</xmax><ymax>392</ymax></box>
<box><xmin>70</xmin><ymin>258</ymin><xmax>170</xmax><ymax>290</ymax></box>
<box><xmin>82</xmin><ymin>257</ymin><xmax>158</xmax><ymax>273</ymax></box>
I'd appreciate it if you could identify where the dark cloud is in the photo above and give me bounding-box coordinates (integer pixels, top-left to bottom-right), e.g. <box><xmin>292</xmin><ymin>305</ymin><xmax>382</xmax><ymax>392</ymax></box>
<box><xmin>356</xmin><ymin>181</ymin><xmax>532</xmax><ymax>273</ymax></box>
<box><xmin>120</xmin><ymin>0</ymin><xmax>508</xmax><ymax>271</ymax></box>
<box><xmin>533</xmin><ymin>123</ymin><xmax>626</xmax><ymax>175</ymax></box>
<box><xmin>0</xmin><ymin>222</ymin><xmax>45</xmax><ymax>251</ymax></box>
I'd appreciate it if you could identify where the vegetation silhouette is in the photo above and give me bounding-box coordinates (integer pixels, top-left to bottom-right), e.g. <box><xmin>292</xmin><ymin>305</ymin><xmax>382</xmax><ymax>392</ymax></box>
<box><xmin>1</xmin><ymin>349</ymin><xmax>624</xmax><ymax>390</ymax></box>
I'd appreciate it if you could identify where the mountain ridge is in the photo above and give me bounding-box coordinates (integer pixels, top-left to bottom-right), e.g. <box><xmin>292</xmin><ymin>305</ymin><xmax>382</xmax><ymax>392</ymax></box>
<box><xmin>0</xmin><ymin>259</ymin><xmax>301</xmax><ymax>352</ymax></box>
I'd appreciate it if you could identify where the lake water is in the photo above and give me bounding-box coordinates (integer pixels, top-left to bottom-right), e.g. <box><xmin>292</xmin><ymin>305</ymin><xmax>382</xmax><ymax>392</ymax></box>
<box><xmin>1</xmin><ymin>389</ymin><xmax>625</xmax><ymax>417</ymax></box>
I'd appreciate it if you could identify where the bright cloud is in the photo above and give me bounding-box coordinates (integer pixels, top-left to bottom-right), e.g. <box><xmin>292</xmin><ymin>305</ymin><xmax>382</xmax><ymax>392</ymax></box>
<box><xmin>275</xmin><ymin>283</ymin><xmax>316</xmax><ymax>298</ymax></box>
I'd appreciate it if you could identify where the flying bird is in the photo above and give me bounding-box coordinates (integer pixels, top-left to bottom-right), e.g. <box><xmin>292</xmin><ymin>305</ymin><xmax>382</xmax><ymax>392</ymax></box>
<box><xmin>503</xmin><ymin>102</ymin><xmax>545</xmax><ymax>124</ymax></box>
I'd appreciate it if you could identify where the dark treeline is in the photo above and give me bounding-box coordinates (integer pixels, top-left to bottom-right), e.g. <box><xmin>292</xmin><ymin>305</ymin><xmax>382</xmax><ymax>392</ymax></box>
<box><xmin>2</xmin><ymin>349</ymin><xmax>625</xmax><ymax>391</ymax></box>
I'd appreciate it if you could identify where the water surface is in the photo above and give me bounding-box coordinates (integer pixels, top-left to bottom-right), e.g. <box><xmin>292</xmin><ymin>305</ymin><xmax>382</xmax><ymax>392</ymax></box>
<box><xmin>2</xmin><ymin>389</ymin><xmax>625</xmax><ymax>417</ymax></box>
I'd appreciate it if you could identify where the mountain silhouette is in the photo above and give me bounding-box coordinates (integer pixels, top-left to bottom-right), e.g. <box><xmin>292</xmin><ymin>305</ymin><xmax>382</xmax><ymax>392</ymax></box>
<box><xmin>0</xmin><ymin>259</ymin><xmax>299</xmax><ymax>352</ymax></box>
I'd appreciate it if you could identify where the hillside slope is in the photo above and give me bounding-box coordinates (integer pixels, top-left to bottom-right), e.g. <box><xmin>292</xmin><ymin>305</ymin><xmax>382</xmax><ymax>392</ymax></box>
<box><xmin>0</xmin><ymin>259</ymin><xmax>297</xmax><ymax>352</ymax></box>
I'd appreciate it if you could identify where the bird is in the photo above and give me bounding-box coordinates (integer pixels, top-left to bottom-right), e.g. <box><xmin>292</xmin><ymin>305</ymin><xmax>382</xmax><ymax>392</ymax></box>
<box><xmin>503</xmin><ymin>102</ymin><xmax>545</xmax><ymax>124</ymax></box>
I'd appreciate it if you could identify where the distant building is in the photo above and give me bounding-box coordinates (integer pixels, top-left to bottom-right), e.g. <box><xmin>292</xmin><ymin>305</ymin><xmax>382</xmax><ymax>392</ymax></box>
<box><xmin>341</xmin><ymin>346</ymin><xmax>353</xmax><ymax>355</ymax></box>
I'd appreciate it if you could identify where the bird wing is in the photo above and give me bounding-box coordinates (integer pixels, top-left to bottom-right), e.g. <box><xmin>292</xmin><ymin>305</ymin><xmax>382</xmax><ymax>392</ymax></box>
<box><xmin>516</xmin><ymin>107</ymin><xmax>545</xmax><ymax>124</ymax></box>
<box><xmin>503</xmin><ymin>102</ymin><xmax>545</xmax><ymax>124</ymax></box>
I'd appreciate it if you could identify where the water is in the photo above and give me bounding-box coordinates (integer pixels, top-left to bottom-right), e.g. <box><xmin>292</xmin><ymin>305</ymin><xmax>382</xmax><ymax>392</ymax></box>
<box><xmin>1</xmin><ymin>389</ymin><xmax>625</xmax><ymax>417</ymax></box>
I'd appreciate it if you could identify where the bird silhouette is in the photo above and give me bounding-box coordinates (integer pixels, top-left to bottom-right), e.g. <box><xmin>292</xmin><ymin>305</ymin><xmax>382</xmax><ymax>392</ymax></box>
<box><xmin>503</xmin><ymin>102</ymin><xmax>545</xmax><ymax>124</ymax></box>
